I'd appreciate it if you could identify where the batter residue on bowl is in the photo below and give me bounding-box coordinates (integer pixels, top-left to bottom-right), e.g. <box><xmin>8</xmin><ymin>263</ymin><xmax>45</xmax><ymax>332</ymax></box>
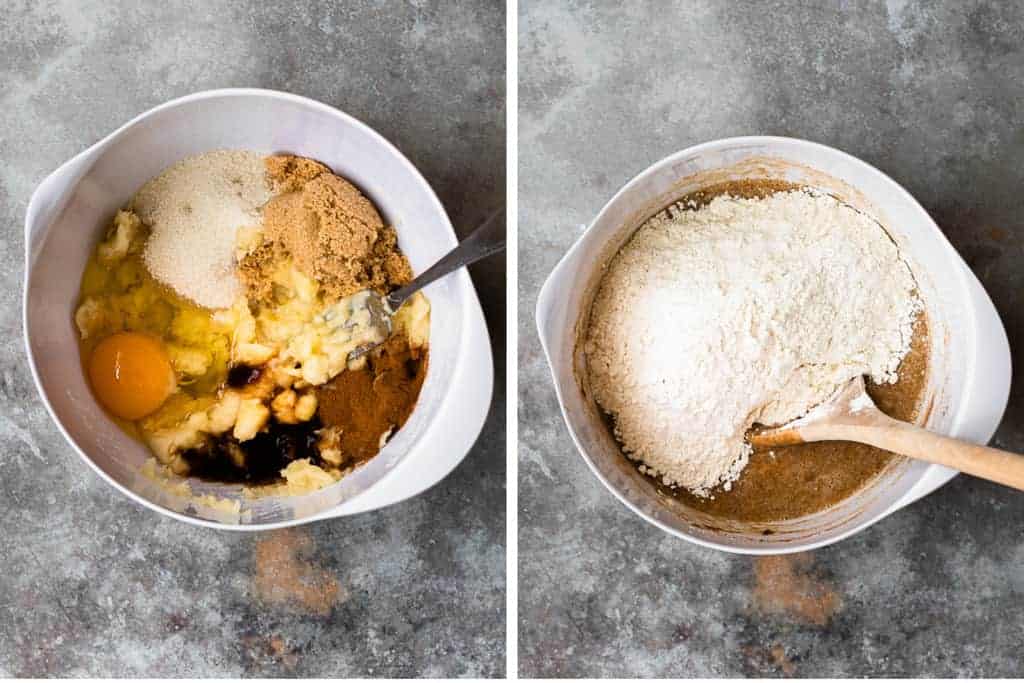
<box><xmin>583</xmin><ymin>180</ymin><xmax>930</xmax><ymax>523</ymax></box>
<box><xmin>74</xmin><ymin>151</ymin><xmax>429</xmax><ymax>494</ymax></box>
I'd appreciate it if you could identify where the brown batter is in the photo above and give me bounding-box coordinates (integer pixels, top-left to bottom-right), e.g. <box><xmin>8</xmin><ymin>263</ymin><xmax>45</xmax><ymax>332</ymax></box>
<box><xmin>624</xmin><ymin>180</ymin><xmax>931</xmax><ymax>523</ymax></box>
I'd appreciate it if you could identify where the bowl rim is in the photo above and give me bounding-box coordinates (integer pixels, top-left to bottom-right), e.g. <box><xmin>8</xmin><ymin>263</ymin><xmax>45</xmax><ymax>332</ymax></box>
<box><xmin>537</xmin><ymin>134</ymin><xmax>1003</xmax><ymax>554</ymax></box>
<box><xmin>22</xmin><ymin>88</ymin><xmax>492</xmax><ymax>530</ymax></box>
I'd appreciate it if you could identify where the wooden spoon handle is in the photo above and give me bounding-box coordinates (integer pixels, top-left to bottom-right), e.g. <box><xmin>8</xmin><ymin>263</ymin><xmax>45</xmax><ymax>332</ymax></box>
<box><xmin>799</xmin><ymin>415</ymin><xmax>1024</xmax><ymax>491</ymax></box>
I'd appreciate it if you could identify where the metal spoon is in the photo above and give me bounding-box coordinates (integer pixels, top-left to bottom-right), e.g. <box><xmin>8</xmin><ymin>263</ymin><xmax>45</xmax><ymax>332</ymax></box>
<box><xmin>748</xmin><ymin>376</ymin><xmax>1024</xmax><ymax>491</ymax></box>
<box><xmin>346</xmin><ymin>206</ymin><xmax>505</xmax><ymax>360</ymax></box>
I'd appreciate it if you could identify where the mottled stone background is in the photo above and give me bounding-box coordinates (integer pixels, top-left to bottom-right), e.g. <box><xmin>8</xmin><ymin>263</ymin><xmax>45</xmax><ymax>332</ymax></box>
<box><xmin>0</xmin><ymin>0</ymin><xmax>504</xmax><ymax>677</ymax></box>
<box><xmin>519</xmin><ymin>0</ymin><xmax>1023</xmax><ymax>678</ymax></box>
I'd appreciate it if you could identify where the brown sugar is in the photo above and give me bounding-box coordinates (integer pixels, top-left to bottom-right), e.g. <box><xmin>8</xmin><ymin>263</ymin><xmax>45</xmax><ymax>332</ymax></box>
<box><xmin>238</xmin><ymin>240</ymin><xmax>285</xmax><ymax>304</ymax></box>
<box><xmin>315</xmin><ymin>336</ymin><xmax>427</xmax><ymax>465</ymax></box>
<box><xmin>265</xmin><ymin>155</ymin><xmax>331</xmax><ymax>193</ymax></box>
<box><xmin>242</xmin><ymin>155</ymin><xmax>414</xmax><ymax>304</ymax></box>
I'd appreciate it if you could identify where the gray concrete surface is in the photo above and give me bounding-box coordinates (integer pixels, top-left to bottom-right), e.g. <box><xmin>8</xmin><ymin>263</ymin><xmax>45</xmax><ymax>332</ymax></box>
<box><xmin>520</xmin><ymin>1</ymin><xmax>1024</xmax><ymax>678</ymax></box>
<box><xmin>0</xmin><ymin>0</ymin><xmax>504</xmax><ymax>677</ymax></box>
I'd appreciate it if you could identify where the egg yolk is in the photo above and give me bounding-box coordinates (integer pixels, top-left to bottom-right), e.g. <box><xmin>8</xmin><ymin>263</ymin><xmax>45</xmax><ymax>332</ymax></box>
<box><xmin>88</xmin><ymin>332</ymin><xmax>176</xmax><ymax>420</ymax></box>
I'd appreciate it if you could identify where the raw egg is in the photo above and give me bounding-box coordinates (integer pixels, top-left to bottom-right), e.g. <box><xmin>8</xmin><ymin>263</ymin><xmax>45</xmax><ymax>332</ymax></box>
<box><xmin>88</xmin><ymin>332</ymin><xmax>176</xmax><ymax>420</ymax></box>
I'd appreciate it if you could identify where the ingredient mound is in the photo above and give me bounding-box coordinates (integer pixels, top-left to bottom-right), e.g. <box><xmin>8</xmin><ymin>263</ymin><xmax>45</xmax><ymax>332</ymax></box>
<box><xmin>584</xmin><ymin>189</ymin><xmax>920</xmax><ymax>497</ymax></box>
<box><xmin>240</xmin><ymin>156</ymin><xmax>412</xmax><ymax>304</ymax></box>
<box><xmin>136</xmin><ymin>150</ymin><xmax>271</xmax><ymax>309</ymax></box>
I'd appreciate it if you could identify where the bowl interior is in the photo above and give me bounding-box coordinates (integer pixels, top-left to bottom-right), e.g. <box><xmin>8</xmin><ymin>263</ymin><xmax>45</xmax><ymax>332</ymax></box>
<box><xmin>25</xmin><ymin>93</ymin><xmax>463</xmax><ymax>525</ymax></box>
<box><xmin>552</xmin><ymin>140</ymin><xmax>970</xmax><ymax>552</ymax></box>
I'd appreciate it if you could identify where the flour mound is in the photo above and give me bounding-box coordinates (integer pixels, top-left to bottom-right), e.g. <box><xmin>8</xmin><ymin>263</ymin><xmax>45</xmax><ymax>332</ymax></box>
<box><xmin>584</xmin><ymin>190</ymin><xmax>920</xmax><ymax>497</ymax></box>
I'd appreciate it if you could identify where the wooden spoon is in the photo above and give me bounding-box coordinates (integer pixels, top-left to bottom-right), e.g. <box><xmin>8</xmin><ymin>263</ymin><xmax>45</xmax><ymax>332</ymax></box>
<box><xmin>748</xmin><ymin>376</ymin><xmax>1024</xmax><ymax>491</ymax></box>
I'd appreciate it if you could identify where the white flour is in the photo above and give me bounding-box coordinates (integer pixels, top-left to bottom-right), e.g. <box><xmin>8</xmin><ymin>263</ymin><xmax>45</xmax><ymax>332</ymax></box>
<box><xmin>584</xmin><ymin>190</ymin><xmax>920</xmax><ymax>497</ymax></box>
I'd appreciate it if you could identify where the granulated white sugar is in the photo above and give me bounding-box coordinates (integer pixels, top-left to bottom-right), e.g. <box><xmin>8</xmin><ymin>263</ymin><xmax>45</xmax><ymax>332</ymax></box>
<box><xmin>135</xmin><ymin>150</ymin><xmax>271</xmax><ymax>309</ymax></box>
<box><xmin>585</xmin><ymin>190</ymin><xmax>920</xmax><ymax>497</ymax></box>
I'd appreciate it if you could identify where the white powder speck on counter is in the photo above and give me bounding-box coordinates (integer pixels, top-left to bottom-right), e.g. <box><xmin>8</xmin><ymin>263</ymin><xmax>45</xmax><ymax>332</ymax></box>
<box><xmin>584</xmin><ymin>190</ymin><xmax>921</xmax><ymax>497</ymax></box>
<box><xmin>135</xmin><ymin>150</ymin><xmax>271</xmax><ymax>309</ymax></box>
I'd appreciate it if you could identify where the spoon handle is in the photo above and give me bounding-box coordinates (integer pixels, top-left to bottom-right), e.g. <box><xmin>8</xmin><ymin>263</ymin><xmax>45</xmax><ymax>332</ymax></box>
<box><xmin>387</xmin><ymin>206</ymin><xmax>506</xmax><ymax>309</ymax></box>
<box><xmin>800</xmin><ymin>413</ymin><xmax>1024</xmax><ymax>492</ymax></box>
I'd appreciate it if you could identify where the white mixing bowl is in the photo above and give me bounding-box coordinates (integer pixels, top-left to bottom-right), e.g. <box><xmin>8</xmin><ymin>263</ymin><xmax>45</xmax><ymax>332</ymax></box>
<box><xmin>24</xmin><ymin>89</ymin><xmax>493</xmax><ymax>529</ymax></box>
<box><xmin>537</xmin><ymin>136</ymin><xmax>1010</xmax><ymax>554</ymax></box>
